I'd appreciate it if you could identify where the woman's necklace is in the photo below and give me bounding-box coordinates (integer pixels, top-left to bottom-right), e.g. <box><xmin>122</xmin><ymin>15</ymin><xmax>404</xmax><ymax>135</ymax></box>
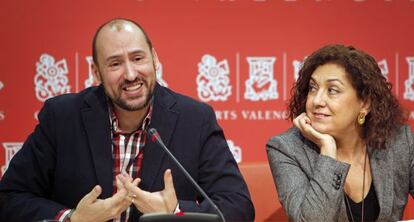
<box><xmin>344</xmin><ymin>149</ymin><xmax>368</xmax><ymax>222</ymax></box>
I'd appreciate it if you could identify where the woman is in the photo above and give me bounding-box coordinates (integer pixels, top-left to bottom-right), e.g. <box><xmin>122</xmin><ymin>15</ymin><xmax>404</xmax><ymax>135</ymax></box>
<box><xmin>266</xmin><ymin>44</ymin><xmax>414</xmax><ymax>221</ymax></box>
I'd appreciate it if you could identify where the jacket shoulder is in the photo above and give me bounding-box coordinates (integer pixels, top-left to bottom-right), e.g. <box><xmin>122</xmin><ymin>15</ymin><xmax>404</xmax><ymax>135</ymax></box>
<box><xmin>44</xmin><ymin>87</ymin><xmax>100</xmax><ymax>108</ymax></box>
<box><xmin>39</xmin><ymin>86</ymin><xmax>102</xmax><ymax>120</ymax></box>
<box><xmin>267</xmin><ymin>128</ymin><xmax>305</xmax><ymax>150</ymax></box>
<box><xmin>387</xmin><ymin>124</ymin><xmax>414</xmax><ymax>160</ymax></box>
<box><xmin>161</xmin><ymin>86</ymin><xmax>214</xmax><ymax>115</ymax></box>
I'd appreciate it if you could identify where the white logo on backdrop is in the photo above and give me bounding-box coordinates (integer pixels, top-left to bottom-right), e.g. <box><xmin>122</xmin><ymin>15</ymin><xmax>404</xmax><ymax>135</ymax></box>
<box><xmin>0</xmin><ymin>81</ymin><xmax>3</xmax><ymax>91</ymax></box>
<box><xmin>404</xmin><ymin>57</ymin><xmax>414</xmax><ymax>101</ymax></box>
<box><xmin>35</xmin><ymin>54</ymin><xmax>70</xmax><ymax>101</ymax></box>
<box><xmin>293</xmin><ymin>59</ymin><xmax>304</xmax><ymax>80</ymax></box>
<box><xmin>1</xmin><ymin>142</ymin><xmax>23</xmax><ymax>175</ymax></box>
<box><xmin>378</xmin><ymin>59</ymin><xmax>389</xmax><ymax>79</ymax></box>
<box><xmin>156</xmin><ymin>63</ymin><xmax>168</xmax><ymax>87</ymax></box>
<box><xmin>227</xmin><ymin>140</ymin><xmax>242</xmax><ymax>163</ymax></box>
<box><xmin>196</xmin><ymin>55</ymin><xmax>232</xmax><ymax>102</ymax></box>
<box><xmin>84</xmin><ymin>56</ymin><xmax>95</xmax><ymax>88</ymax></box>
<box><xmin>244</xmin><ymin>57</ymin><xmax>278</xmax><ymax>101</ymax></box>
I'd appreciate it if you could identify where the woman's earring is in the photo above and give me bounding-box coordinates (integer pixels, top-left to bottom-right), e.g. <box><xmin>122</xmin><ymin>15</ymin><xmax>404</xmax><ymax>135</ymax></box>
<box><xmin>357</xmin><ymin>113</ymin><xmax>366</xmax><ymax>125</ymax></box>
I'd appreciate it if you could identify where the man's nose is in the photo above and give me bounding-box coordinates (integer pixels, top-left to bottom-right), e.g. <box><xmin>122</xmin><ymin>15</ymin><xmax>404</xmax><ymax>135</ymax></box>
<box><xmin>124</xmin><ymin>61</ymin><xmax>137</xmax><ymax>81</ymax></box>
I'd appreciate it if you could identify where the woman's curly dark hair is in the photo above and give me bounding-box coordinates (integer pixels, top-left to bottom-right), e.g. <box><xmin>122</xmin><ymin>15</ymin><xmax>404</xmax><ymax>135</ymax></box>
<box><xmin>288</xmin><ymin>44</ymin><xmax>406</xmax><ymax>149</ymax></box>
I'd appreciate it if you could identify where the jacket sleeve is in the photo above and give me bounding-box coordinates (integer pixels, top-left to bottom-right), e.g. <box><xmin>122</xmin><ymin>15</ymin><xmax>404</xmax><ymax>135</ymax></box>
<box><xmin>407</xmin><ymin>126</ymin><xmax>414</xmax><ymax>199</ymax></box>
<box><xmin>0</xmin><ymin>100</ymin><xmax>66</xmax><ymax>222</ymax></box>
<box><xmin>266</xmin><ymin>132</ymin><xmax>350</xmax><ymax>221</ymax></box>
<box><xmin>178</xmin><ymin>105</ymin><xmax>255</xmax><ymax>221</ymax></box>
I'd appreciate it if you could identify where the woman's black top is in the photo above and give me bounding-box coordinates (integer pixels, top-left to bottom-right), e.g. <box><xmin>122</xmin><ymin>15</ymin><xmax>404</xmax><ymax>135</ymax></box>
<box><xmin>344</xmin><ymin>183</ymin><xmax>380</xmax><ymax>222</ymax></box>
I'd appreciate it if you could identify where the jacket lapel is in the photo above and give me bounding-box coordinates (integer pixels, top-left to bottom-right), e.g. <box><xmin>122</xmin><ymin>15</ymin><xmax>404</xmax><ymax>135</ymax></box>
<box><xmin>302</xmin><ymin>139</ymin><xmax>349</xmax><ymax>221</ymax></box>
<box><xmin>140</xmin><ymin>84</ymin><xmax>179</xmax><ymax>191</ymax></box>
<box><xmin>300</xmin><ymin>128</ymin><xmax>395</xmax><ymax>221</ymax></box>
<box><xmin>81</xmin><ymin>86</ymin><xmax>113</xmax><ymax>198</ymax></box>
<box><xmin>337</xmin><ymin>147</ymin><xmax>394</xmax><ymax>221</ymax></box>
<box><xmin>370</xmin><ymin>146</ymin><xmax>394</xmax><ymax>220</ymax></box>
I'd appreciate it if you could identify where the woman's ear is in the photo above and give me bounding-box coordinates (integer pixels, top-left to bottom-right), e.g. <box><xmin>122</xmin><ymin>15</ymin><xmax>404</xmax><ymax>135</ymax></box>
<box><xmin>361</xmin><ymin>98</ymin><xmax>371</xmax><ymax>115</ymax></box>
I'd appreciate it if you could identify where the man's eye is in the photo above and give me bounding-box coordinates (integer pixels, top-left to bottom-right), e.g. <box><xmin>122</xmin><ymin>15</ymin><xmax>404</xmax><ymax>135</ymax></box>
<box><xmin>110</xmin><ymin>62</ymin><xmax>120</xmax><ymax>67</ymax></box>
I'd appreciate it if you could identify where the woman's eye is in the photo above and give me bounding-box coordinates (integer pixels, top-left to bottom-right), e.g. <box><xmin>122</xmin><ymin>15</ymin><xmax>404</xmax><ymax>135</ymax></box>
<box><xmin>328</xmin><ymin>88</ymin><xmax>340</xmax><ymax>94</ymax></box>
<box><xmin>308</xmin><ymin>85</ymin><xmax>317</xmax><ymax>92</ymax></box>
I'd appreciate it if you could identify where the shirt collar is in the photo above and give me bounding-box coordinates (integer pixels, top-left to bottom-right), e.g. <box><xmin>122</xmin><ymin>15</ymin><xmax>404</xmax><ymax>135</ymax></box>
<box><xmin>108</xmin><ymin>100</ymin><xmax>153</xmax><ymax>135</ymax></box>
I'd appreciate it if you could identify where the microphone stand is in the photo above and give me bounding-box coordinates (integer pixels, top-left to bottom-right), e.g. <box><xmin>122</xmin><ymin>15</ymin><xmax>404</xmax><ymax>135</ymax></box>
<box><xmin>148</xmin><ymin>128</ymin><xmax>226</xmax><ymax>222</ymax></box>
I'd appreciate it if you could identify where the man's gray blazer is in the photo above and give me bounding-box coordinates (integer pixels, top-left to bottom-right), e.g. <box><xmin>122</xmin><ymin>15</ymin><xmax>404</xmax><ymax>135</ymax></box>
<box><xmin>266</xmin><ymin>125</ymin><xmax>414</xmax><ymax>221</ymax></box>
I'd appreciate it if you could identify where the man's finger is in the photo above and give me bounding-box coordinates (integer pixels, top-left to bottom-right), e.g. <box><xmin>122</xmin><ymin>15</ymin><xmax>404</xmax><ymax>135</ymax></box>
<box><xmin>119</xmin><ymin>176</ymin><xmax>146</xmax><ymax>199</ymax></box>
<box><xmin>110</xmin><ymin>185</ymin><xmax>130</xmax><ymax>206</ymax></box>
<box><xmin>117</xmin><ymin>173</ymin><xmax>133</xmax><ymax>184</ymax></box>
<box><xmin>84</xmin><ymin>185</ymin><xmax>102</xmax><ymax>204</ymax></box>
<box><xmin>116</xmin><ymin>175</ymin><xmax>125</xmax><ymax>191</ymax></box>
<box><xmin>132</xmin><ymin>178</ymin><xmax>141</xmax><ymax>186</ymax></box>
<box><xmin>163</xmin><ymin>169</ymin><xmax>175</xmax><ymax>192</ymax></box>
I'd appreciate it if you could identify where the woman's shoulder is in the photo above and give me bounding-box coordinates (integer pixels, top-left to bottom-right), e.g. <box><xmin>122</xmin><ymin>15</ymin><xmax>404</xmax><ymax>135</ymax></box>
<box><xmin>386</xmin><ymin>124</ymin><xmax>414</xmax><ymax>155</ymax></box>
<box><xmin>268</xmin><ymin>127</ymin><xmax>301</xmax><ymax>142</ymax></box>
<box><xmin>267</xmin><ymin>127</ymin><xmax>313</xmax><ymax>152</ymax></box>
<box><xmin>388</xmin><ymin>124</ymin><xmax>413</xmax><ymax>147</ymax></box>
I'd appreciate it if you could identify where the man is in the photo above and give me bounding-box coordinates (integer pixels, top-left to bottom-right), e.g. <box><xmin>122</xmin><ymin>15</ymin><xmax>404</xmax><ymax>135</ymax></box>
<box><xmin>0</xmin><ymin>18</ymin><xmax>255</xmax><ymax>221</ymax></box>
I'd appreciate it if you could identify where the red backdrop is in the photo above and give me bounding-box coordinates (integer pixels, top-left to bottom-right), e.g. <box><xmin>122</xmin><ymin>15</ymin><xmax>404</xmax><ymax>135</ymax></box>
<box><xmin>0</xmin><ymin>0</ymin><xmax>413</xmax><ymax>220</ymax></box>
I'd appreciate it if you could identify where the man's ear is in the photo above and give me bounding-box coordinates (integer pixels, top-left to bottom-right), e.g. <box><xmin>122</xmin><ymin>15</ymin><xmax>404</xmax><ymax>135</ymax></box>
<box><xmin>152</xmin><ymin>48</ymin><xmax>160</xmax><ymax>70</ymax></box>
<box><xmin>92</xmin><ymin>63</ymin><xmax>102</xmax><ymax>84</ymax></box>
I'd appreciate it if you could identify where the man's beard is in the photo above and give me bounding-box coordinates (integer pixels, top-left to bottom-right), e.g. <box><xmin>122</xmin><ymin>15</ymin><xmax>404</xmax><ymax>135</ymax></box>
<box><xmin>98</xmin><ymin>62</ymin><xmax>157</xmax><ymax>112</ymax></box>
<box><xmin>101</xmin><ymin>76</ymin><xmax>155</xmax><ymax>112</ymax></box>
<box><xmin>114</xmin><ymin>90</ymin><xmax>153</xmax><ymax>111</ymax></box>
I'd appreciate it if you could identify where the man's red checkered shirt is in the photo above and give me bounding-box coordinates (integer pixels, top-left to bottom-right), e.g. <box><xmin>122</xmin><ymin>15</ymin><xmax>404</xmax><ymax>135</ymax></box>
<box><xmin>111</xmin><ymin>104</ymin><xmax>153</xmax><ymax>222</ymax></box>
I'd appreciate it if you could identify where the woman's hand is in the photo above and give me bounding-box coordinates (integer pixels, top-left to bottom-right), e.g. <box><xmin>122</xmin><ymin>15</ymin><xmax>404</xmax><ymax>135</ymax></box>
<box><xmin>293</xmin><ymin>113</ymin><xmax>337</xmax><ymax>159</ymax></box>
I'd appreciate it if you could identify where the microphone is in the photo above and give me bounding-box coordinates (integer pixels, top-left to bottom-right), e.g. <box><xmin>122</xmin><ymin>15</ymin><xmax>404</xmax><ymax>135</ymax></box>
<box><xmin>148</xmin><ymin>128</ymin><xmax>226</xmax><ymax>222</ymax></box>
